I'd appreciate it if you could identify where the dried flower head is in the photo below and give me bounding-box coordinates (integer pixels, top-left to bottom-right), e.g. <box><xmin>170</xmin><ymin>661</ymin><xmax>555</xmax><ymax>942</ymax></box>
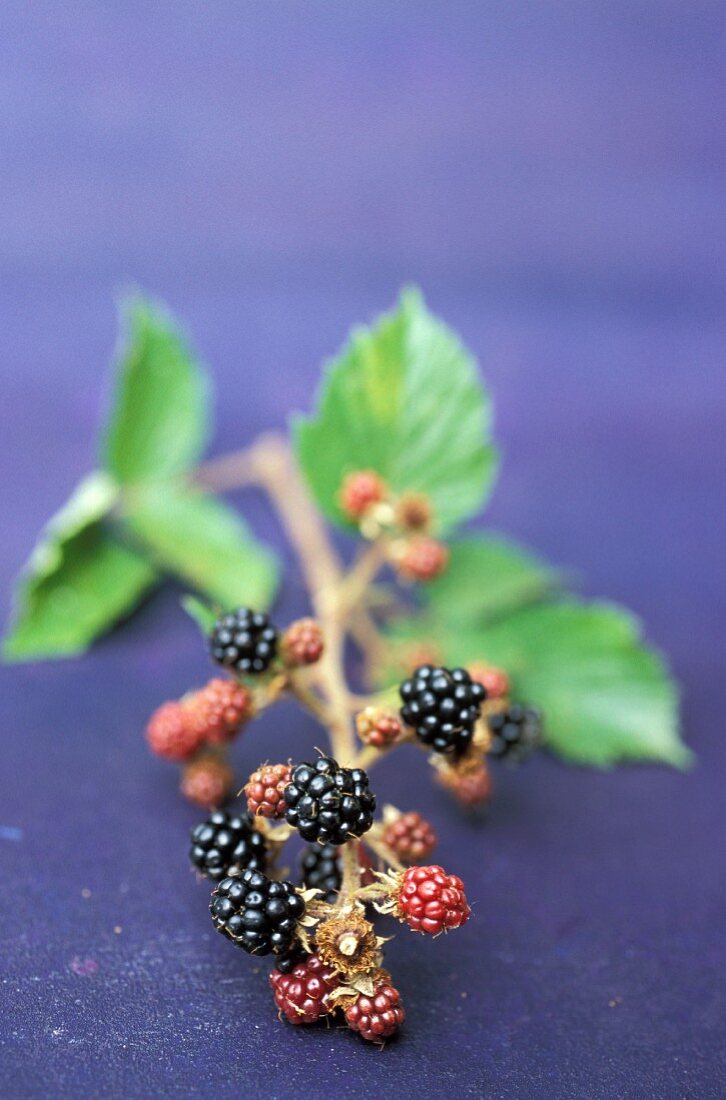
<box><xmin>315</xmin><ymin>904</ymin><xmax>382</xmax><ymax>974</ymax></box>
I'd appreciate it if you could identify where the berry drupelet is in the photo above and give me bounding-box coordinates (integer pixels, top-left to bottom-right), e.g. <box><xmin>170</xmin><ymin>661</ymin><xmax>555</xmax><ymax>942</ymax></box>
<box><xmin>209</xmin><ymin>608</ymin><xmax>278</xmax><ymax>675</ymax></box>
<box><xmin>300</xmin><ymin>842</ymin><xmax>342</xmax><ymax>900</ymax></box>
<box><xmin>284</xmin><ymin>757</ymin><xmax>376</xmax><ymax>845</ymax></box>
<box><xmin>210</xmin><ymin>869</ymin><xmax>305</xmax><ymax>956</ymax></box>
<box><xmin>399</xmin><ymin>665</ymin><xmax>486</xmax><ymax>755</ymax></box>
<box><xmin>487</xmin><ymin>704</ymin><xmax>542</xmax><ymax>763</ymax></box>
<box><xmin>189</xmin><ymin>809</ymin><xmax>267</xmax><ymax>881</ymax></box>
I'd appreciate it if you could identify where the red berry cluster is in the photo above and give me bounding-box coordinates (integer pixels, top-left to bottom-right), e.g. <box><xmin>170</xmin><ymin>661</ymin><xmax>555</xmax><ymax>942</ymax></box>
<box><xmin>437</xmin><ymin>759</ymin><xmax>493</xmax><ymax>809</ymax></box>
<box><xmin>356</xmin><ymin>706</ymin><xmax>402</xmax><ymax>749</ymax></box>
<box><xmin>188</xmin><ymin>678</ymin><xmax>254</xmax><ymax>745</ymax></box>
<box><xmin>146</xmin><ymin>678</ymin><xmax>253</xmax><ymax>808</ymax></box>
<box><xmin>281</xmin><ymin>618</ymin><xmax>325</xmax><ymax>668</ymax></box>
<box><xmin>340</xmin><ymin>470</ymin><xmax>387</xmax><ymax>521</ymax></box>
<box><xmin>245</xmin><ymin>763</ymin><xmax>292</xmax><ymax>819</ymax></box>
<box><xmin>181</xmin><ymin>755</ymin><xmax>234</xmax><ymax>808</ymax></box>
<box><xmin>270</xmin><ymin>954</ymin><xmax>338</xmax><ymax>1025</ymax></box>
<box><xmin>394</xmin><ymin>536</ymin><xmax>449</xmax><ymax>583</ymax></box>
<box><xmin>146</xmin><ymin>678</ymin><xmax>252</xmax><ymax>762</ymax></box>
<box><xmin>343</xmin><ymin>977</ymin><xmax>406</xmax><ymax>1042</ymax></box>
<box><xmin>146</xmin><ymin>701</ymin><xmax>197</xmax><ymax>762</ymax></box>
<box><xmin>382</xmin><ymin>810</ymin><xmax>437</xmax><ymax>863</ymax></box>
<box><xmin>396</xmin><ymin>864</ymin><xmax>471</xmax><ymax>936</ymax></box>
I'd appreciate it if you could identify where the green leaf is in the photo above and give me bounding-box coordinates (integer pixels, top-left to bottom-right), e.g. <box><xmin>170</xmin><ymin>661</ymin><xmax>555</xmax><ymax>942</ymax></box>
<box><xmin>424</xmin><ymin>533</ymin><xmax>560</xmax><ymax>624</ymax></box>
<box><xmin>3</xmin><ymin>473</ymin><xmax>157</xmax><ymax>661</ymax></box>
<box><xmin>103</xmin><ymin>295</ymin><xmax>211</xmax><ymax>485</ymax></box>
<box><xmin>293</xmin><ymin>288</ymin><xmax>497</xmax><ymax>534</ymax></box>
<box><xmin>181</xmin><ymin>594</ymin><xmax>219</xmax><ymax>635</ymax></box>
<box><xmin>126</xmin><ymin>486</ymin><xmax>278</xmax><ymax>610</ymax></box>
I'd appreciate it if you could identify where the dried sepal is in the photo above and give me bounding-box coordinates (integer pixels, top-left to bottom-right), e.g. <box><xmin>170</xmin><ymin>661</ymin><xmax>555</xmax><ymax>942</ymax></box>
<box><xmin>326</xmin><ymin>966</ymin><xmax>392</xmax><ymax>1011</ymax></box>
<box><xmin>315</xmin><ymin>903</ymin><xmax>382</xmax><ymax>974</ymax></box>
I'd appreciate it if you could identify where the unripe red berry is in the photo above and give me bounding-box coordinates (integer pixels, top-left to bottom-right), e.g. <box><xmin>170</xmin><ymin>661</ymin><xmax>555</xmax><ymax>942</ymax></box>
<box><xmin>395</xmin><ymin>537</ymin><xmax>449</xmax><ymax>583</ymax></box>
<box><xmin>180</xmin><ymin>755</ymin><xmax>233</xmax><ymax>809</ymax></box>
<box><xmin>245</xmin><ymin>762</ymin><xmax>292</xmax><ymax>819</ymax></box>
<box><xmin>396</xmin><ymin>864</ymin><xmax>470</xmax><ymax>936</ymax></box>
<box><xmin>438</xmin><ymin>760</ymin><xmax>493</xmax><ymax>808</ymax></box>
<box><xmin>270</xmin><ymin>954</ymin><xmax>338</xmax><ymax>1026</ymax></box>
<box><xmin>469</xmin><ymin>662</ymin><xmax>510</xmax><ymax>701</ymax></box>
<box><xmin>382</xmin><ymin>810</ymin><xmax>437</xmax><ymax>864</ymax></box>
<box><xmin>343</xmin><ymin>976</ymin><xmax>405</xmax><ymax>1043</ymax></box>
<box><xmin>339</xmin><ymin>470</ymin><xmax>387</xmax><ymax>521</ymax></box>
<box><xmin>146</xmin><ymin>701</ymin><xmax>201</xmax><ymax>761</ymax></box>
<box><xmin>187</xmin><ymin>678</ymin><xmax>253</xmax><ymax>745</ymax></box>
<box><xmin>355</xmin><ymin>706</ymin><xmax>402</xmax><ymax>749</ymax></box>
<box><xmin>280</xmin><ymin>618</ymin><xmax>325</xmax><ymax>668</ymax></box>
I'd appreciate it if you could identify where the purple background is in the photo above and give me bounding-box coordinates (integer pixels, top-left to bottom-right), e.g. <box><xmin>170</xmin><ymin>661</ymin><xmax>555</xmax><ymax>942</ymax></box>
<box><xmin>1</xmin><ymin>3</ymin><xmax>725</xmax><ymax>1097</ymax></box>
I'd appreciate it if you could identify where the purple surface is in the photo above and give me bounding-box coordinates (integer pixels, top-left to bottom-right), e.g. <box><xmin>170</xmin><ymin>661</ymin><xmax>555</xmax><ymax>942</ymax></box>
<box><xmin>1</xmin><ymin>3</ymin><xmax>725</xmax><ymax>1097</ymax></box>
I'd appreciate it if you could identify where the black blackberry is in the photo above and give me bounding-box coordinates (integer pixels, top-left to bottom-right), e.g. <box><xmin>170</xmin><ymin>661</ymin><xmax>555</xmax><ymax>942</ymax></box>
<box><xmin>487</xmin><ymin>704</ymin><xmax>542</xmax><ymax>763</ymax></box>
<box><xmin>284</xmin><ymin>757</ymin><xmax>376</xmax><ymax>845</ymax></box>
<box><xmin>189</xmin><ymin>809</ymin><xmax>267</xmax><ymax>881</ymax></box>
<box><xmin>399</xmin><ymin>665</ymin><xmax>486</xmax><ymax>755</ymax></box>
<box><xmin>209</xmin><ymin>608</ymin><xmax>278</xmax><ymax>675</ymax></box>
<box><xmin>209</xmin><ymin>869</ymin><xmax>305</xmax><ymax>956</ymax></box>
<box><xmin>300</xmin><ymin>842</ymin><xmax>341</xmax><ymax>900</ymax></box>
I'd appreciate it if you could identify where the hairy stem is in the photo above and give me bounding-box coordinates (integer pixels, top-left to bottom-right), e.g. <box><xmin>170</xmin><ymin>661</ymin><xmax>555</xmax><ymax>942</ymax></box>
<box><xmin>340</xmin><ymin>840</ymin><xmax>362</xmax><ymax>897</ymax></box>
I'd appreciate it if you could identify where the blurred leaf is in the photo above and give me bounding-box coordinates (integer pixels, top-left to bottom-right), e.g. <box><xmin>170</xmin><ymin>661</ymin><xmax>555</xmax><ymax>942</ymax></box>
<box><xmin>3</xmin><ymin>473</ymin><xmax>157</xmax><ymax>661</ymax></box>
<box><xmin>103</xmin><ymin>295</ymin><xmax>210</xmax><ymax>485</ymax></box>
<box><xmin>384</xmin><ymin>599</ymin><xmax>688</xmax><ymax>769</ymax></box>
<box><xmin>424</xmin><ymin>533</ymin><xmax>560</xmax><ymax>623</ymax></box>
<box><xmin>181</xmin><ymin>594</ymin><xmax>218</xmax><ymax>635</ymax></box>
<box><xmin>127</xmin><ymin>486</ymin><xmax>278</xmax><ymax>610</ymax></box>
<box><xmin>293</xmin><ymin>287</ymin><xmax>497</xmax><ymax>534</ymax></box>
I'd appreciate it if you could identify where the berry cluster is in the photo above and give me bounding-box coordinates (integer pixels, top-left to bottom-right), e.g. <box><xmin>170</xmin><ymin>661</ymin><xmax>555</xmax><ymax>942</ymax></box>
<box><xmin>270</xmin><ymin>954</ymin><xmax>338</xmax><ymax>1025</ymax></box>
<box><xmin>210</xmin><ymin>869</ymin><xmax>305</xmax><ymax>956</ymax></box>
<box><xmin>300</xmin><ymin>842</ymin><xmax>342</xmax><ymax>900</ymax></box>
<box><xmin>355</xmin><ymin>707</ymin><xmax>402</xmax><ymax>749</ymax></box>
<box><xmin>436</xmin><ymin>757</ymin><xmax>493</xmax><ymax>809</ymax></box>
<box><xmin>190</xmin><ymin>809</ymin><xmax>267</xmax><ymax>881</ymax></box>
<box><xmin>343</xmin><ymin>976</ymin><xmax>406</xmax><ymax>1042</ymax></box>
<box><xmin>394</xmin><ymin>536</ymin><xmax>449</xmax><ymax>583</ymax></box>
<box><xmin>210</xmin><ymin>608</ymin><xmax>279</xmax><ymax>674</ymax></box>
<box><xmin>487</xmin><ymin>704</ymin><xmax>542</xmax><ymax>763</ymax></box>
<box><xmin>284</xmin><ymin>757</ymin><xmax>376</xmax><ymax>845</ymax></box>
<box><xmin>399</xmin><ymin>665</ymin><xmax>486</xmax><ymax>755</ymax></box>
<box><xmin>395</xmin><ymin>864</ymin><xmax>470</xmax><ymax>936</ymax></box>
<box><xmin>143</xmin><ymin>591</ymin><xmax>542</xmax><ymax>1047</ymax></box>
<box><xmin>280</xmin><ymin>618</ymin><xmax>325</xmax><ymax>668</ymax></box>
<box><xmin>147</xmin><ymin>676</ymin><xmax>255</xmax><ymax>808</ymax></box>
<box><xmin>382</xmin><ymin>810</ymin><xmax>437</xmax><ymax>864</ymax></box>
<box><xmin>245</xmin><ymin>763</ymin><xmax>292</xmax><ymax>819</ymax></box>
